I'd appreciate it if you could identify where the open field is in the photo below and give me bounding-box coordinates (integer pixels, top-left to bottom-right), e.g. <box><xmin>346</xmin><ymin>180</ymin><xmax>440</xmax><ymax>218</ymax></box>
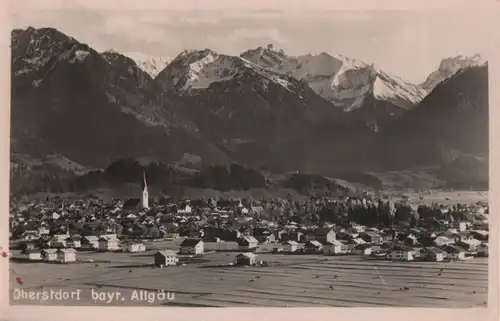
<box><xmin>9</xmin><ymin>248</ymin><xmax>488</xmax><ymax>307</ymax></box>
<box><xmin>404</xmin><ymin>191</ymin><xmax>488</xmax><ymax>209</ymax></box>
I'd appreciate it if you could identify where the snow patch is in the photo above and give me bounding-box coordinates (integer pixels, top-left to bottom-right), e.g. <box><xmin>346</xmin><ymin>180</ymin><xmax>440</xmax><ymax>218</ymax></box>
<box><xmin>373</xmin><ymin>76</ymin><xmax>396</xmax><ymax>100</ymax></box>
<box><xmin>69</xmin><ymin>50</ymin><xmax>90</xmax><ymax>63</ymax></box>
<box><xmin>32</xmin><ymin>79</ymin><xmax>43</xmax><ymax>87</ymax></box>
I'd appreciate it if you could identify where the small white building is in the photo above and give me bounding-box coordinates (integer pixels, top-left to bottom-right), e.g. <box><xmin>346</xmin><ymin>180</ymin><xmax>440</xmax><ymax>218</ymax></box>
<box><xmin>65</xmin><ymin>236</ymin><xmax>82</xmax><ymax>249</ymax></box>
<box><xmin>127</xmin><ymin>243</ymin><xmax>147</xmax><ymax>252</ymax></box>
<box><xmin>444</xmin><ymin>245</ymin><xmax>466</xmax><ymax>260</ymax></box>
<box><xmin>57</xmin><ymin>248</ymin><xmax>77</xmax><ymax>263</ymax></box>
<box><xmin>154</xmin><ymin>250</ymin><xmax>179</xmax><ymax>267</ymax></box>
<box><xmin>50</xmin><ymin>234</ymin><xmax>69</xmax><ymax>248</ymax></box>
<box><xmin>354</xmin><ymin>244</ymin><xmax>375</xmax><ymax>256</ymax></box>
<box><xmin>235</xmin><ymin>252</ymin><xmax>257</xmax><ymax>266</ymax></box>
<box><xmin>98</xmin><ymin>235</ymin><xmax>121</xmax><ymax>251</ymax></box>
<box><xmin>323</xmin><ymin>240</ymin><xmax>346</xmax><ymax>255</ymax></box>
<box><xmin>83</xmin><ymin>235</ymin><xmax>100</xmax><ymax>249</ymax></box>
<box><xmin>24</xmin><ymin>250</ymin><xmax>42</xmax><ymax>261</ymax></box>
<box><xmin>282</xmin><ymin>240</ymin><xmax>299</xmax><ymax>253</ymax></box>
<box><xmin>388</xmin><ymin>245</ymin><xmax>415</xmax><ymax>261</ymax></box>
<box><xmin>179</xmin><ymin>238</ymin><xmax>204</xmax><ymax>255</ymax></box>
<box><xmin>420</xmin><ymin>247</ymin><xmax>446</xmax><ymax>262</ymax></box>
<box><xmin>41</xmin><ymin>249</ymin><xmax>58</xmax><ymax>262</ymax></box>
<box><xmin>237</xmin><ymin>236</ymin><xmax>259</xmax><ymax>251</ymax></box>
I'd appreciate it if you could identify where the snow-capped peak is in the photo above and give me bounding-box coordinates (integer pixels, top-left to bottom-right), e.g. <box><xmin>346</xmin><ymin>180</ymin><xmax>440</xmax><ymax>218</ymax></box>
<box><xmin>242</xmin><ymin>46</ymin><xmax>425</xmax><ymax>111</ymax></box>
<box><xmin>421</xmin><ymin>53</ymin><xmax>487</xmax><ymax>92</ymax></box>
<box><xmin>373</xmin><ymin>71</ymin><xmax>427</xmax><ymax>107</ymax></box>
<box><xmin>123</xmin><ymin>51</ymin><xmax>172</xmax><ymax>78</ymax></box>
<box><xmin>156</xmin><ymin>48</ymin><xmax>299</xmax><ymax>94</ymax></box>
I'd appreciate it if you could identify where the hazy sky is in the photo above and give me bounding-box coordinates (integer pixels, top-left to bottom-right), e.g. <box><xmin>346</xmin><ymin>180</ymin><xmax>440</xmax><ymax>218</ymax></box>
<box><xmin>7</xmin><ymin>0</ymin><xmax>499</xmax><ymax>83</ymax></box>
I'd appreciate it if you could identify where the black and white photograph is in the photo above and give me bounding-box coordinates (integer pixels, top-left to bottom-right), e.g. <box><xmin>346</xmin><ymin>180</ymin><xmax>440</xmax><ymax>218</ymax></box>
<box><xmin>3</xmin><ymin>0</ymin><xmax>497</xmax><ymax>312</ymax></box>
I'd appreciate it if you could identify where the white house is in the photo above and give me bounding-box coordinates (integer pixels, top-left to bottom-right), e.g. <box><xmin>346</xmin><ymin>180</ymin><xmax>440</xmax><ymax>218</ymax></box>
<box><xmin>154</xmin><ymin>250</ymin><xmax>179</xmax><ymax>267</ymax></box>
<box><xmin>235</xmin><ymin>252</ymin><xmax>257</xmax><ymax>266</ymax></box>
<box><xmin>179</xmin><ymin>239</ymin><xmax>204</xmax><ymax>255</ymax></box>
<box><xmin>38</xmin><ymin>226</ymin><xmax>50</xmax><ymax>235</ymax></box>
<box><xmin>323</xmin><ymin>240</ymin><xmax>346</xmax><ymax>255</ymax></box>
<box><xmin>57</xmin><ymin>248</ymin><xmax>77</xmax><ymax>263</ymax></box>
<box><xmin>98</xmin><ymin>235</ymin><xmax>121</xmax><ymax>251</ymax></box>
<box><xmin>388</xmin><ymin>245</ymin><xmax>415</xmax><ymax>261</ymax></box>
<box><xmin>50</xmin><ymin>234</ymin><xmax>69</xmax><ymax>248</ymax></box>
<box><xmin>237</xmin><ymin>236</ymin><xmax>259</xmax><ymax>251</ymax></box>
<box><xmin>354</xmin><ymin>244</ymin><xmax>375</xmax><ymax>256</ymax></box>
<box><xmin>65</xmin><ymin>236</ymin><xmax>82</xmax><ymax>249</ymax></box>
<box><xmin>457</xmin><ymin>239</ymin><xmax>482</xmax><ymax>252</ymax></box>
<box><xmin>282</xmin><ymin>240</ymin><xmax>299</xmax><ymax>253</ymax></box>
<box><xmin>443</xmin><ymin>245</ymin><xmax>466</xmax><ymax>260</ymax></box>
<box><xmin>420</xmin><ymin>247</ymin><xmax>446</xmax><ymax>262</ymax></box>
<box><xmin>41</xmin><ymin>249</ymin><xmax>58</xmax><ymax>262</ymax></box>
<box><xmin>126</xmin><ymin>243</ymin><xmax>147</xmax><ymax>252</ymax></box>
<box><xmin>83</xmin><ymin>235</ymin><xmax>99</xmax><ymax>249</ymax></box>
<box><xmin>25</xmin><ymin>250</ymin><xmax>42</xmax><ymax>261</ymax></box>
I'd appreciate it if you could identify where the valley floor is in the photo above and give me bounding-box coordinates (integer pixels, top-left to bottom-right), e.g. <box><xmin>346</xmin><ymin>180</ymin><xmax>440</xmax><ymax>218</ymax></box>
<box><xmin>9</xmin><ymin>245</ymin><xmax>488</xmax><ymax>307</ymax></box>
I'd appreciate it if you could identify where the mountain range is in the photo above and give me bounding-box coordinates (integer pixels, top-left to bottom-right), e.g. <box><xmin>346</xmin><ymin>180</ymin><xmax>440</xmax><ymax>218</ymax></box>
<box><xmin>10</xmin><ymin>27</ymin><xmax>489</xmax><ymax>194</ymax></box>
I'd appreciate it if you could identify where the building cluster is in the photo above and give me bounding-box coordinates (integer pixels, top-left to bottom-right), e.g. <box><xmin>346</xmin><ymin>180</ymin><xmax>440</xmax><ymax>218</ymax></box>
<box><xmin>9</xmin><ymin>176</ymin><xmax>489</xmax><ymax>264</ymax></box>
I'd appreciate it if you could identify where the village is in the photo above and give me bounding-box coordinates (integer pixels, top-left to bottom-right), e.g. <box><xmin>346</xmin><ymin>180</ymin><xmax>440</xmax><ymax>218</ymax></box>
<box><xmin>8</xmin><ymin>173</ymin><xmax>489</xmax><ymax>267</ymax></box>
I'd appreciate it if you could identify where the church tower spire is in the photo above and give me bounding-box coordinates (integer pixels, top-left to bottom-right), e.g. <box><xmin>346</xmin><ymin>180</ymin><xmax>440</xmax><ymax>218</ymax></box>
<box><xmin>141</xmin><ymin>168</ymin><xmax>149</xmax><ymax>209</ymax></box>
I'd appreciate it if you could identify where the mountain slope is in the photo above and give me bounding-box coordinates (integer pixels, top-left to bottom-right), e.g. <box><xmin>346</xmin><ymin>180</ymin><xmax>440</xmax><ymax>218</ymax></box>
<box><xmin>375</xmin><ymin>63</ymin><xmax>488</xmax><ymax>172</ymax></box>
<box><xmin>154</xmin><ymin>49</ymin><xmax>346</xmax><ymax>170</ymax></box>
<box><xmin>10</xmin><ymin>27</ymin><xmax>229</xmax><ymax>168</ymax></box>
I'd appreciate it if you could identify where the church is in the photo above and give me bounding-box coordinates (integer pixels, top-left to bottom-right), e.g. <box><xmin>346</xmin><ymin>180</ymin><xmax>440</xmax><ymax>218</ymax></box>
<box><xmin>122</xmin><ymin>169</ymin><xmax>152</xmax><ymax>211</ymax></box>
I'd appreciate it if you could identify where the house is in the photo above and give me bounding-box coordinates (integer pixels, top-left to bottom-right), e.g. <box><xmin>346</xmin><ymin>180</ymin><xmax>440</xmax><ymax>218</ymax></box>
<box><xmin>282</xmin><ymin>240</ymin><xmax>299</xmax><ymax>253</ymax></box>
<box><xmin>404</xmin><ymin>233</ymin><xmax>419</xmax><ymax>246</ymax></box>
<box><xmin>314</xmin><ymin>228</ymin><xmax>336</xmax><ymax>244</ymax></box>
<box><xmin>237</xmin><ymin>236</ymin><xmax>259</xmax><ymax>252</ymax></box>
<box><xmin>354</xmin><ymin>244</ymin><xmax>381</xmax><ymax>256</ymax></box>
<box><xmin>179</xmin><ymin>238</ymin><xmax>204</xmax><ymax>255</ymax></box>
<box><xmin>359</xmin><ymin>231</ymin><xmax>382</xmax><ymax>244</ymax></box>
<box><xmin>433</xmin><ymin>236</ymin><xmax>455</xmax><ymax>247</ymax></box>
<box><xmin>23</xmin><ymin>249</ymin><xmax>42</xmax><ymax>261</ymax></box>
<box><xmin>279</xmin><ymin>231</ymin><xmax>304</xmax><ymax>242</ymax></box>
<box><xmin>82</xmin><ymin>235</ymin><xmax>99</xmax><ymax>249</ymax></box>
<box><xmin>304</xmin><ymin>240</ymin><xmax>323</xmax><ymax>253</ymax></box>
<box><xmin>65</xmin><ymin>235</ymin><xmax>82</xmax><ymax>249</ymax></box>
<box><xmin>235</xmin><ymin>252</ymin><xmax>257</xmax><ymax>266</ymax></box>
<box><xmin>323</xmin><ymin>240</ymin><xmax>346</xmax><ymax>255</ymax></box>
<box><xmin>50</xmin><ymin>234</ymin><xmax>69</xmax><ymax>248</ymax></box>
<box><xmin>38</xmin><ymin>226</ymin><xmax>50</xmax><ymax>235</ymax></box>
<box><xmin>477</xmin><ymin>243</ymin><xmax>488</xmax><ymax>257</ymax></box>
<box><xmin>21</xmin><ymin>230</ymin><xmax>39</xmax><ymax>241</ymax></box>
<box><xmin>453</xmin><ymin>231</ymin><xmax>474</xmax><ymax>242</ymax></box>
<box><xmin>388</xmin><ymin>245</ymin><xmax>415</xmax><ymax>261</ymax></box>
<box><xmin>98</xmin><ymin>235</ymin><xmax>121</xmax><ymax>251</ymax></box>
<box><xmin>41</xmin><ymin>248</ymin><xmax>58</xmax><ymax>262</ymax></box>
<box><xmin>154</xmin><ymin>250</ymin><xmax>179</xmax><ymax>267</ymax></box>
<box><xmin>470</xmin><ymin>230</ymin><xmax>489</xmax><ymax>241</ymax></box>
<box><xmin>57</xmin><ymin>248</ymin><xmax>77</xmax><ymax>263</ymax></box>
<box><xmin>349</xmin><ymin>225</ymin><xmax>367</xmax><ymax>233</ymax></box>
<box><xmin>457</xmin><ymin>239</ymin><xmax>482</xmax><ymax>252</ymax></box>
<box><xmin>420</xmin><ymin>247</ymin><xmax>446</xmax><ymax>262</ymax></box>
<box><xmin>126</xmin><ymin>243</ymin><xmax>146</xmax><ymax>252</ymax></box>
<box><xmin>452</xmin><ymin>221</ymin><xmax>469</xmax><ymax>232</ymax></box>
<box><xmin>442</xmin><ymin>245</ymin><xmax>466</xmax><ymax>260</ymax></box>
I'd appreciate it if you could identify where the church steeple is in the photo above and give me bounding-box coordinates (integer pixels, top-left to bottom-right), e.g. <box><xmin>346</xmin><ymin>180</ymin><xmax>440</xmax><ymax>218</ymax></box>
<box><xmin>141</xmin><ymin>168</ymin><xmax>149</xmax><ymax>209</ymax></box>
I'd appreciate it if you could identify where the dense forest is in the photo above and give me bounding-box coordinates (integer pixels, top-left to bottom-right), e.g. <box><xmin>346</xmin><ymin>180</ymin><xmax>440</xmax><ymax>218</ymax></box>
<box><xmin>10</xmin><ymin>159</ymin><xmax>268</xmax><ymax>196</ymax></box>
